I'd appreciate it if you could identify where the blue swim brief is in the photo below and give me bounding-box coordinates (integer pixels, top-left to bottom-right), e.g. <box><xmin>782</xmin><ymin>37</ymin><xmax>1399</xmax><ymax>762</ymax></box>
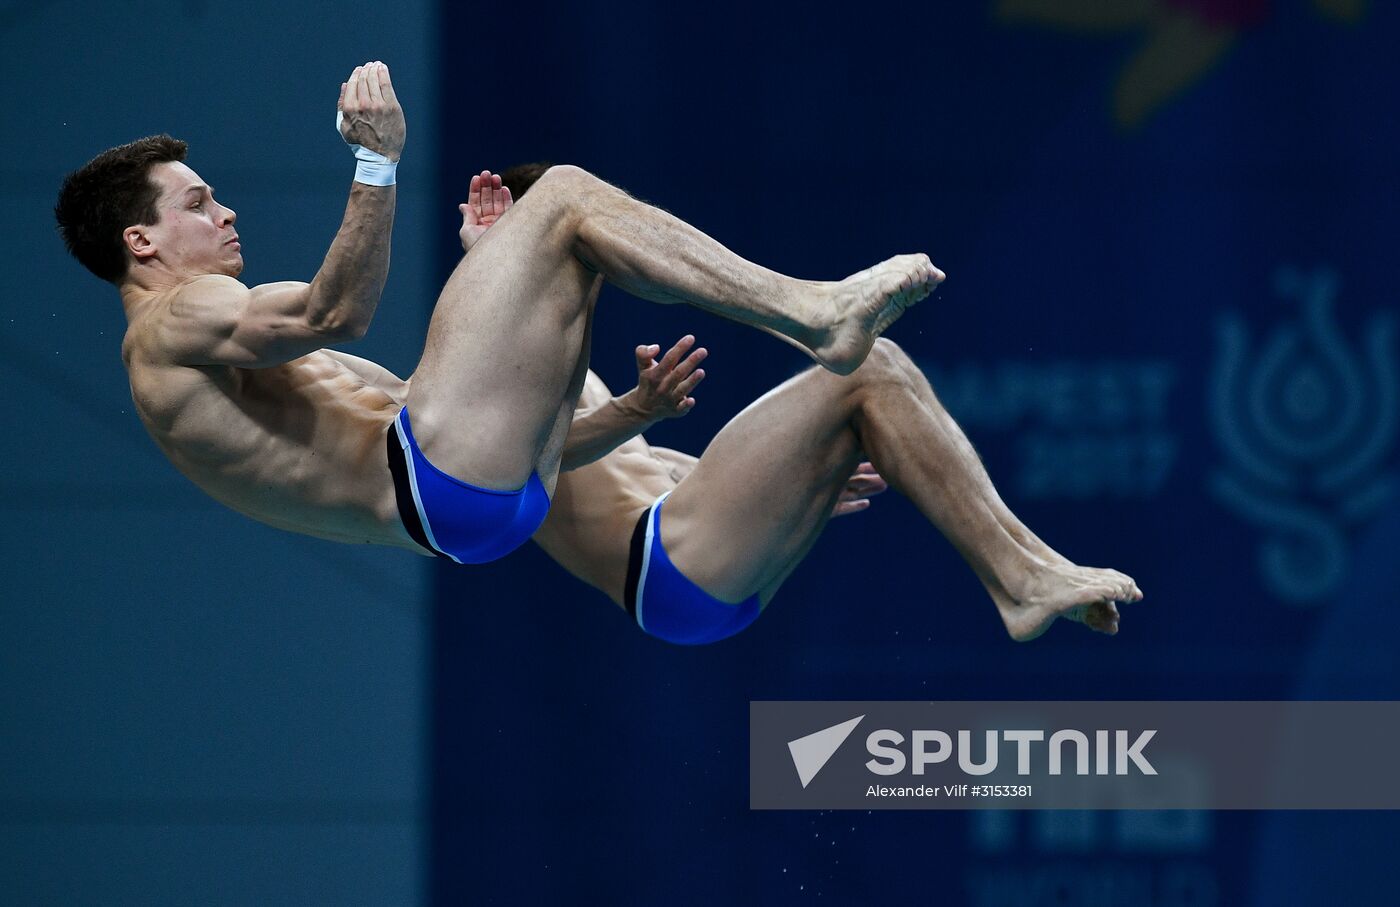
<box><xmin>623</xmin><ymin>492</ymin><xmax>762</xmax><ymax>645</ymax></box>
<box><xmin>385</xmin><ymin>407</ymin><xmax>551</xmax><ymax>564</ymax></box>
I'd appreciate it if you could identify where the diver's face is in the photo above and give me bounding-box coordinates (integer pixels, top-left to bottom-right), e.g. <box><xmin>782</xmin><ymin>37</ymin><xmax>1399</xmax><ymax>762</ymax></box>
<box><xmin>130</xmin><ymin>161</ymin><xmax>242</xmax><ymax>278</ymax></box>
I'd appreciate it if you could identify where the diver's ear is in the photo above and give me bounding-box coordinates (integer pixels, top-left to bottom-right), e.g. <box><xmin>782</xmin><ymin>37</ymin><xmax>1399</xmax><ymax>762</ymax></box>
<box><xmin>125</xmin><ymin>224</ymin><xmax>156</xmax><ymax>262</ymax></box>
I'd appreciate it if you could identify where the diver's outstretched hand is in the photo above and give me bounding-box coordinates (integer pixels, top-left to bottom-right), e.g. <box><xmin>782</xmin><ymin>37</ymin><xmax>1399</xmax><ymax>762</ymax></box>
<box><xmin>628</xmin><ymin>335</ymin><xmax>707</xmax><ymax>420</ymax></box>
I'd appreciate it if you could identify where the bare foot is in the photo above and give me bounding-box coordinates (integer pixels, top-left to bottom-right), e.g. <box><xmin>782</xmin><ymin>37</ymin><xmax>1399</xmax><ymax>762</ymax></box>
<box><xmin>1000</xmin><ymin>523</ymin><xmax>1141</xmax><ymax>636</ymax></box>
<box><xmin>990</xmin><ymin>561</ymin><xmax>1144</xmax><ymax>642</ymax></box>
<box><xmin>811</xmin><ymin>254</ymin><xmax>944</xmax><ymax>375</ymax></box>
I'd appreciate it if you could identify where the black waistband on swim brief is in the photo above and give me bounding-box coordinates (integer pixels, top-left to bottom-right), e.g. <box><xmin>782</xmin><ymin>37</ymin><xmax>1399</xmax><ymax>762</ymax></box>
<box><xmin>386</xmin><ymin>423</ymin><xmax>446</xmax><ymax>559</ymax></box>
<box><xmin>623</xmin><ymin>505</ymin><xmax>652</xmax><ymax>619</ymax></box>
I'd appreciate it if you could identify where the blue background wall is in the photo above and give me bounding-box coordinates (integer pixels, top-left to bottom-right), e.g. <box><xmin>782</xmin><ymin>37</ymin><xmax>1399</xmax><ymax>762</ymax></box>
<box><xmin>432</xmin><ymin>1</ymin><xmax>1399</xmax><ymax>904</ymax></box>
<box><xmin>3</xmin><ymin>1</ymin><xmax>439</xmax><ymax>903</ymax></box>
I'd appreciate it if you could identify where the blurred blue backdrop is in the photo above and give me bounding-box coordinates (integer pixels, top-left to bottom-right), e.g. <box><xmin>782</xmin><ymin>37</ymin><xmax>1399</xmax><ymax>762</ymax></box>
<box><xmin>432</xmin><ymin>1</ymin><xmax>1398</xmax><ymax>905</ymax></box>
<box><xmin>3</xmin><ymin>2</ymin><xmax>439</xmax><ymax>903</ymax></box>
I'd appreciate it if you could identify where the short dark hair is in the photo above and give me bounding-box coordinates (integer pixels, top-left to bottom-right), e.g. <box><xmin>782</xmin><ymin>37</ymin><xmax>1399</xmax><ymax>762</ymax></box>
<box><xmin>499</xmin><ymin>161</ymin><xmax>555</xmax><ymax>200</ymax></box>
<box><xmin>55</xmin><ymin>135</ymin><xmax>189</xmax><ymax>284</ymax></box>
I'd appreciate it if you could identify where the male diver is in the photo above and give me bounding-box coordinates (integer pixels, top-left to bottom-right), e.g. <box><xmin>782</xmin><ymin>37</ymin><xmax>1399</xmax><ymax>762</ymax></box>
<box><xmin>465</xmin><ymin>166</ymin><xmax>1143</xmax><ymax>643</ymax></box>
<box><xmin>54</xmin><ymin>62</ymin><xmax>941</xmax><ymax>563</ymax></box>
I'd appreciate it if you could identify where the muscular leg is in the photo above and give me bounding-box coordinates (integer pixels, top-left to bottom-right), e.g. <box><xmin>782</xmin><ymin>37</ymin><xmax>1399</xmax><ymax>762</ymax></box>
<box><xmin>662</xmin><ymin>339</ymin><xmax>1143</xmax><ymax>641</ymax></box>
<box><xmin>534</xmin><ymin>277</ymin><xmax>603</xmax><ymax>494</ymax></box>
<box><xmin>406</xmin><ymin>165</ymin><xmax>941</xmax><ymax>489</ymax></box>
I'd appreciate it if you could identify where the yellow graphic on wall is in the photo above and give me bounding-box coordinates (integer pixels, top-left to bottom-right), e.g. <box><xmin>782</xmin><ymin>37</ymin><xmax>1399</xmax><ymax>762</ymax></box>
<box><xmin>997</xmin><ymin>0</ymin><xmax>1366</xmax><ymax>128</ymax></box>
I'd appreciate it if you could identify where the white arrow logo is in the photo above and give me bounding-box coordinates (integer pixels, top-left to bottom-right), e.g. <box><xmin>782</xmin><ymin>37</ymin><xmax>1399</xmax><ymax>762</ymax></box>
<box><xmin>787</xmin><ymin>716</ymin><xmax>865</xmax><ymax>788</ymax></box>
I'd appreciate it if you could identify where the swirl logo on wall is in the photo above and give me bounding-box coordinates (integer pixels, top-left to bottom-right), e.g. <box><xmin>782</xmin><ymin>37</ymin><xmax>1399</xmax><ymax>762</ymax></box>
<box><xmin>1210</xmin><ymin>267</ymin><xmax>1396</xmax><ymax>605</ymax></box>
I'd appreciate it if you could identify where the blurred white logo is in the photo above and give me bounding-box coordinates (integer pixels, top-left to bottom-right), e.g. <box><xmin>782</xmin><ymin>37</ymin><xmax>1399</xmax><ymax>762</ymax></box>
<box><xmin>1210</xmin><ymin>267</ymin><xmax>1397</xmax><ymax>605</ymax></box>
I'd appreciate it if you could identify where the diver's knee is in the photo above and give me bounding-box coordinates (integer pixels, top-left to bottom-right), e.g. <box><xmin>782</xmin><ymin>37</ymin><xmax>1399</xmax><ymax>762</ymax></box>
<box><xmin>528</xmin><ymin>164</ymin><xmax>596</xmax><ymax>205</ymax></box>
<box><xmin>853</xmin><ymin>336</ymin><xmax>917</xmax><ymax>386</ymax></box>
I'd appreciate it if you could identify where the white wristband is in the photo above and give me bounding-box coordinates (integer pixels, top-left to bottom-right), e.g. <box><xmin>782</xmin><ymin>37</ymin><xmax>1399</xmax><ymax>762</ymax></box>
<box><xmin>336</xmin><ymin>110</ymin><xmax>398</xmax><ymax>187</ymax></box>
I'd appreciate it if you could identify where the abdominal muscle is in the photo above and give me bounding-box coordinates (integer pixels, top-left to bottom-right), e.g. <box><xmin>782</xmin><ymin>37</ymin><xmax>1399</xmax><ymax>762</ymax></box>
<box><xmin>127</xmin><ymin>349</ymin><xmax>420</xmax><ymax>550</ymax></box>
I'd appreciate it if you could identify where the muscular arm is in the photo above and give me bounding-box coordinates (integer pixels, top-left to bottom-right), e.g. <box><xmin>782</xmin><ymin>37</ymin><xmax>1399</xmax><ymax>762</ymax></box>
<box><xmin>560</xmin><ymin>337</ymin><xmax>707</xmax><ymax>471</ymax></box>
<box><xmin>561</xmin><ymin>386</ymin><xmax>662</xmax><ymax>471</ymax></box>
<box><xmin>163</xmin><ymin>185</ymin><xmax>394</xmax><ymax>367</ymax></box>
<box><xmin>300</xmin><ymin>179</ymin><xmax>397</xmax><ymax>338</ymax></box>
<box><xmin>162</xmin><ymin>64</ymin><xmax>403</xmax><ymax>368</ymax></box>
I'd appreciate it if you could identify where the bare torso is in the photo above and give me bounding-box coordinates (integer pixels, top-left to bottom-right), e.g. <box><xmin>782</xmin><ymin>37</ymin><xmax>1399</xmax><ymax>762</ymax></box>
<box><xmin>122</xmin><ymin>288</ymin><xmax>422</xmax><ymax>552</ymax></box>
